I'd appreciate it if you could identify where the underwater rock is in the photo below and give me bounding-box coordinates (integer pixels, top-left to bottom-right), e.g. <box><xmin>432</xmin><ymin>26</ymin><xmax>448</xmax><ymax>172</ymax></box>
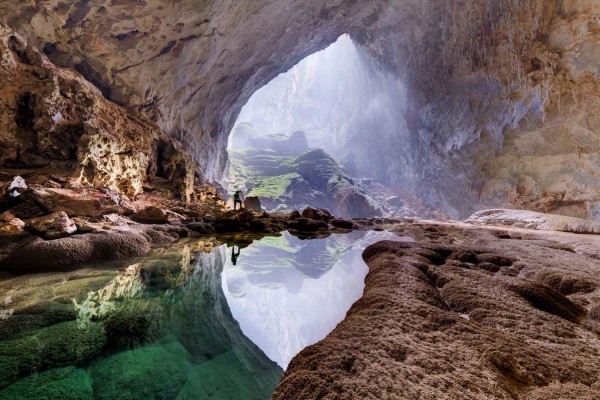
<box><xmin>0</xmin><ymin>321</ymin><xmax>106</xmax><ymax>389</ymax></box>
<box><xmin>0</xmin><ymin>367</ymin><xmax>93</xmax><ymax>400</ymax></box>
<box><xmin>89</xmin><ymin>341</ymin><xmax>192</xmax><ymax>400</ymax></box>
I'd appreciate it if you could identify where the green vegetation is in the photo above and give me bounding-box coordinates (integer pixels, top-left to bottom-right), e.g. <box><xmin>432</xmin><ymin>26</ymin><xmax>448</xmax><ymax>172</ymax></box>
<box><xmin>247</xmin><ymin>173</ymin><xmax>300</xmax><ymax>200</ymax></box>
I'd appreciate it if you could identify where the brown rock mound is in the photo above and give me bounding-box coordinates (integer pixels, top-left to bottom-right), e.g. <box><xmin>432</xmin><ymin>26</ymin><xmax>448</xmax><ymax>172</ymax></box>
<box><xmin>274</xmin><ymin>228</ymin><xmax>600</xmax><ymax>399</ymax></box>
<box><xmin>0</xmin><ymin>232</ymin><xmax>151</xmax><ymax>273</ymax></box>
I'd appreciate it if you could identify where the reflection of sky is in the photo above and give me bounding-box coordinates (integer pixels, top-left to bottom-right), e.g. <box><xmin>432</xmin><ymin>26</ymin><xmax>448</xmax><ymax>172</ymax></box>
<box><xmin>222</xmin><ymin>230</ymin><xmax>410</xmax><ymax>369</ymax></box>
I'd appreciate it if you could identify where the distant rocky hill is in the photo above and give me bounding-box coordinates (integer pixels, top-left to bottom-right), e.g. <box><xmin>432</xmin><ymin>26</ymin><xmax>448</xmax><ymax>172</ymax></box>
<box><xmin>228</xmin><ymin>127</ymin><xmax>382</xmax><ymax>218</ymax></box>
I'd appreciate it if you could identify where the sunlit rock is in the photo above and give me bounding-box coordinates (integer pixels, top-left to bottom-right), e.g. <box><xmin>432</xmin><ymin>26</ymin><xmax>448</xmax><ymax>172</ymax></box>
<box><xmin>26</xmin><ymin>211</ymin><xmax>77</xmax><ymax>239</ymax></box>
<box><xmin>2</xmin><ymin>176</ymin><xmax>26</xmax><ymax>198</ymax></box>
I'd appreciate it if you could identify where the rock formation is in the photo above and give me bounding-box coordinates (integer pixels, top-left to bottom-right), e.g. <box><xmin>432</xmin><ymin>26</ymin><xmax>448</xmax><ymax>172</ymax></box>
<box><xmin>0</xmin><ymin>1</ymin><xmax>597</xmax><ymax>218</ymax></box>
<box><xmin>228</xmin><ymin>130</ymin><xmax>382</xmax><ymax>218</ymax></box>
<box><xmin>274</xmin><ymin>222</ymin><xmax>600</xmax><ymax>399</ymax></box>
<box><xmin>0</xmin><ymin>23</ymin><xmax>196</xmax><ymax>201</ymax></box>
<box><xmin>0</xmin><ymin>2</ymin><xmax>598</xmax><ymax>218</ymax></box>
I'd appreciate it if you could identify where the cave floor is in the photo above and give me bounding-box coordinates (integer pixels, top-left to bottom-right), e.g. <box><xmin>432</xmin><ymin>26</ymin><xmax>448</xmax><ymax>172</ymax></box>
<box><xmin>274</xmin><ymin>220</ymin><xmax>600</xmax><ymax>400</ymax></box>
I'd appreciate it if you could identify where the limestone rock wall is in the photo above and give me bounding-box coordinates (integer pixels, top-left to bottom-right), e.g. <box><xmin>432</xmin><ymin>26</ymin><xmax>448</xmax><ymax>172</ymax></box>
<box><xmin>0</xmin><ymin>24</ymin><xmax>195</xmax><ymax>200</ymax></box>
<box><xmin>1</xmin><ymin>1</ymin><xmax>599</xmax><ymax>218</ymax></box>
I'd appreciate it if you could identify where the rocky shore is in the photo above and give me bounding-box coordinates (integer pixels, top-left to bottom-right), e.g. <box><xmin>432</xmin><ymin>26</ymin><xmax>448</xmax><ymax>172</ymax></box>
<box><xmin>0</xmin><ymin>173</ymin><xmax>400</xmax><ymax>275</ymax></box>
<box><xmin>272</xmin><ymin>221</ymin><xmax>600</xmax><ymax>399</ymax></box>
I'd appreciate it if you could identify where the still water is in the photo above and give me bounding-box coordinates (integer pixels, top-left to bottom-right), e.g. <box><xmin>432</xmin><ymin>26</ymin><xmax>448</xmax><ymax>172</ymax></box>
<box><xmin>0</xmin><ymin>230</ymin><xmax>404</xmax><ymax>399</ymax></box>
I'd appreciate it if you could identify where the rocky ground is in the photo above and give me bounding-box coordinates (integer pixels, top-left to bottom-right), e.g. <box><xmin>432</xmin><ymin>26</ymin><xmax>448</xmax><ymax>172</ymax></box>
<box><xmin>0</xmin><ymin>172</ymin><xmax>393</xmax><ymax>275</ymax></box>
<box><xmin>273</xmin><ymin>220</ymin><xmax>600</xmax><ymax>399</ymax></box>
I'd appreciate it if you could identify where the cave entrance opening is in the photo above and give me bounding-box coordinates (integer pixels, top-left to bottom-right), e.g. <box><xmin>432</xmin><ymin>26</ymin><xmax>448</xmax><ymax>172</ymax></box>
<box><xmin>225</xmin><ymin>34</ymin><xmax>424</xmax><ymax>219</ymax></box>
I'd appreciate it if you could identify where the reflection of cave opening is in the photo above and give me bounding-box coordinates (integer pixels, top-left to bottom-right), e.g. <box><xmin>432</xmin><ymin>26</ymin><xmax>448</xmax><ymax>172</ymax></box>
<box><xmin>226</xmin><ymin>35</ymin><xmax>436</xmax><ymax>219</ymax></box>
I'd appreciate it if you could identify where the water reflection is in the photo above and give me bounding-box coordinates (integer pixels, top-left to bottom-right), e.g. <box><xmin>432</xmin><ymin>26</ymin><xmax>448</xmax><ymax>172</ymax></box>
<box><xmin>0</xmin><ymin>229</ymin><xmax>408</xmax><ymax>399</ymax></box>
<box><xmin>222</xmin><ymin>230</ymin><xmax>405</xmax><ymax>368</ymax></box>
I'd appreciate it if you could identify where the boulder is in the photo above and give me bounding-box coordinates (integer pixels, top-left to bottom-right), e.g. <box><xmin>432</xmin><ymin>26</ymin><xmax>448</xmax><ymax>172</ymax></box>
<box><xmin>132</xmin><ymin>206</ymin><xmax>168</xmax><ymax>224</ymax></box>
<box><xmin>301</xmin><ymin>207</ymin><xmax>333</xmax><ymax>222</ymax></box>
<box><xmin>0</xmin><ymin>232</ymin><xmax>152</xmax><ymax>273</ymax></box>
<box><xmin>26</xmin><ymin>212</ymin><xmax>77</xmax><ymax>239</ymax></box>
<box><xmin>2</xmin><ymin>176</ymin><xmax>27</xmax><ymax>198</ymax></box>
<box><xmin>289</xmin><ymin>210</ymin><xmax>301</xmax><ymax>219</ymax></box>
<box><xmin>289</xmin><ymin>217</ymin><xmax>329</xmax><ymax>232</ymax></box>
<box><xmin>331</xmin><ymin>218</ymin><xmax>358</xmax><ymax>230</ymax></box>
<box><xmin>0</xmin><ymin>218</ymin><xmax>26</xmax><ymax>236</ymax></box>
<box><xmin>244</xmin><ymin>196</ymin><xmax>262</xmax><ymax>212</ymax></box>
<box><xmin>4</xmin><ymin>189</ymin><xmax>54</xmax><ymax>219</ymax></box>
<box><xmin>385</xmin><ymin>196</ymin><xmax>405</xmax><ymax>207</ymax></box>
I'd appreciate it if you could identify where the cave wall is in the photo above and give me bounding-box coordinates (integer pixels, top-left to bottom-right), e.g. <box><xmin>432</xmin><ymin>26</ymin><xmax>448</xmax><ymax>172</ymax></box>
<box><xmin>0</xmin><ymin>24</ymin><xmax>196</xmax><ymax>201</ymax></box>
<box><xmin>1</xmin><ymin>0</ymin><xmax>599</xmax><ymax>218</ymax></box>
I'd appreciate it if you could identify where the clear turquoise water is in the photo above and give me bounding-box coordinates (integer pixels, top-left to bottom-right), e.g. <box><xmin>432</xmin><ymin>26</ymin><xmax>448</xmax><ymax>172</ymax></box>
<box><xmin>0</xmin><ymin>230</ymin><xmax>402</xmax><ymax>399</ymax></box>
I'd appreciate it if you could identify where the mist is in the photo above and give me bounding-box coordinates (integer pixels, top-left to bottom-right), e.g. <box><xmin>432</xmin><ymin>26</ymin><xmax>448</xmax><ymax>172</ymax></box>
<box><xmin>229</xmin><ymin>34</ymin><xmax>410</xmax><ymax>185</ymax></box>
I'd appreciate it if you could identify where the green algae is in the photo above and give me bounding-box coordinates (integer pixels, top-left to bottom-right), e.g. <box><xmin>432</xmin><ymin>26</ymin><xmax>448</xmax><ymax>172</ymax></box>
<box><xmin>177</xmin><ymin>350</ymin><xmax>281</xmax><ymax>400</ymax></box>
<box><xmin>0</xmin><ymin>321</ymin><xmax>106</xmax><ymax>389</ymax></box>
<box><xmin>0</xmin><ymin>367</ymin><xmax>93</xmax><ymax>400</ymax></box>
<box><xmin>89</xmin><ymin>340</ymin><xmax>192</xmax><ymax>400</ymax></box>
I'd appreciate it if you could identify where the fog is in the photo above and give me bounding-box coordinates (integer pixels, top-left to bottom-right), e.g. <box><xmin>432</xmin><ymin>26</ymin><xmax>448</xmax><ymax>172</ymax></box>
<box><xmin>229</xmin><ymin>34</ymin><xmax>410</xmax><ymax>184</ymax></box>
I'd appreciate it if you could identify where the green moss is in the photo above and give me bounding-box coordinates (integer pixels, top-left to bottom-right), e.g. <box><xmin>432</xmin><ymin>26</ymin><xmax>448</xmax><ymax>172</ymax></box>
<box><xmin>0</xmin><ymin>321</ymin><xmax>106</xmax><ymax>389</ymax></box>
<box><xmin>89</xmin><ymin>340</ymin><xmax>192</xmax><ymax>400</ymax></box>
<box><xmin>0</xmin><ymin>301</ymin><xmax>76</xmax><ymax>341</ymax></box>
<box><xmin>247</xmin><ymin>173</ymin><xmax>300</xmax><ymax>200</ymax></box>
<box><xmin>176</xmin><ymin>350</ymin><xmax>281</xmax><ymax>400</ymax></box>
<box><xmin>0</xmin><ymin>367</ymin><xmax>93</xmax><ymax>400</ymax></box>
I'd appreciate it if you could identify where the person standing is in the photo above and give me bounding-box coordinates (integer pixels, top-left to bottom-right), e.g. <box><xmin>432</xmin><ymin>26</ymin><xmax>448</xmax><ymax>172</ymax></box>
<box><xmin>233</xmin><ymin>190</ymin><xmax>243</xmax><ymax>210</ymax></box>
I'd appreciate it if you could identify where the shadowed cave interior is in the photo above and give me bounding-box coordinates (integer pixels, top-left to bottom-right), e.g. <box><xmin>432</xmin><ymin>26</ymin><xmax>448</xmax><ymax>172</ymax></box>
<box><xmin>1</xmin><ymin>1</ymin><xmax>600</xmax><ymax>399</ymax></box>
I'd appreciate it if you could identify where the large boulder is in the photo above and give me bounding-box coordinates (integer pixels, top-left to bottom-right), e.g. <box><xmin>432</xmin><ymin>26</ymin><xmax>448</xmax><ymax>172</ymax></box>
<box><xmin>244</xmin><ymin>196</ymin><xmax>262</xmax><ymax>212</ymax></box>
<box><xmin>301</xmin><ymin>207</ymin><xmax>333</xmax><ymax>222</ymax></box>
<box><xmin>2</xmin><ymin>176</ymin><xmax>27</xmax><ymax>198</ymax></box>
<box><xmin>0</xmin><ymin>232</ymin><xmax>152</xmax><ymax>273</ymax></box>
<box><xmin>132</xmin><ymin>206</ymin><xmax>169</xmax><ymax>224</ymax></box>
<box><xmin>26</xmin><ymin>211</ymin><xmax>77</xmax><ymax>239</ymax></box>
<box><xmin>131</xmin><ymin>206</ymin><xmax>185</xmax><ymax>224</ymax></box>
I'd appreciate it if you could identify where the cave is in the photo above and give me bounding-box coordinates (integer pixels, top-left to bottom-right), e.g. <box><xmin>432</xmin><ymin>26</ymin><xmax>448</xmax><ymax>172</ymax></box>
<box><xmin>1</xmin><ymin>1</ymin><xmax>600</xmax><ymax>399</ymax></box>
<box><xmin>226</xmin><ymin>34</ymin><xmax>418</xmax><ymax>218</ymax></box>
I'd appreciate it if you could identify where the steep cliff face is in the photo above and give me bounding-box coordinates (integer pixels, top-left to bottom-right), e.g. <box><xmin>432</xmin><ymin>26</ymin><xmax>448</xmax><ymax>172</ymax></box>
<box><xmin>0</xmin><ymin>24</ymin><xmax>196</xmax><ymax>201</ymax></box>
<box><xmin>0</xmin><ymin>1</ymin><xmax>599</xmax><ymax>218</ymax></box>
